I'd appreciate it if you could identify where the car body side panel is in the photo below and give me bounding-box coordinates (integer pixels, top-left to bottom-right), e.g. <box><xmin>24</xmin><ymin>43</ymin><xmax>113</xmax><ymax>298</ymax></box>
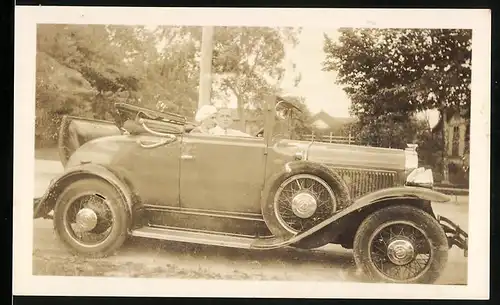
<box><xmin>262</xmin><ymin>139</ymin><xmax>407</xmax><ymax>200</ymax></box>
<box><xmin>306</xmin><ymin>141</ymin><xmax>406</xmax><ymax>171</ymax></box>
<box><xmin>264</xmin><ymin>139</ymin><xmax>406</xmax><ymax>176</ymax></box>
<box><xmin>264</xmin><ymin>139</ymin><xmax>310</xmax><ymax>180</ymax></box>
<box><xmin>66</xmin><ymin>134</ymin><xmax>182</xmax><ymax>207</ymax></box>
<box><xmin>179</xmin><ymin>134</ymin><xmax>267</xmax><ymax>214</ymax></box>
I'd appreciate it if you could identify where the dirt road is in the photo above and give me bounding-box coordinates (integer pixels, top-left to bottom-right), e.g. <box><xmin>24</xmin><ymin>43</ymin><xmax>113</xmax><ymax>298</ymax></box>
<box><xmin>32</xmin><ymin>160</ymin><xmax>468</xmax><ymax>284</ymax></box>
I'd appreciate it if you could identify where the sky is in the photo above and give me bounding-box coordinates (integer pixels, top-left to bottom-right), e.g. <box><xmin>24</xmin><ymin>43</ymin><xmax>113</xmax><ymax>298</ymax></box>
<box><xmin>279</xmin><ymin>28</ymin><xmax>352</xmax><ymax>118</ymax></box>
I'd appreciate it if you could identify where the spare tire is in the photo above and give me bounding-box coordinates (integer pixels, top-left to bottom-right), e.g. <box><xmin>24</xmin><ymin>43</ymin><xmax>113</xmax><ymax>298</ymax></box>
<box><xmin>261</xmin><ymin>162</ymin><xmax>351</xmax><ymax>240</ymax></box>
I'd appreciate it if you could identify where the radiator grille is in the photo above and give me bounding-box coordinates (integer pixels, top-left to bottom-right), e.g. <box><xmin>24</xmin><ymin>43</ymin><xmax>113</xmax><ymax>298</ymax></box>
<box><xmin>331</xmin><ymin>167</ymin><xmax>398</xmax><ymax>199</ymax></box>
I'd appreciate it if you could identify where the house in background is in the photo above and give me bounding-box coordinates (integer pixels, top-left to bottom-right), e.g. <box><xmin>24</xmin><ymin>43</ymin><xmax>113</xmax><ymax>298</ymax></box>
<box><xmin>432</xmin><ymin>111</ymin><xmax>470</xmax><ymax>164</ymax></box>
<box><xmin>431</xmin><ymin>109</ymin><xmax>470</xmax><ymax>186</ymax></box>
<box><xmin>297</xmin><ymin>111</ymin><xmax>359</xmax><ymax>144</ymax></box>
<box><xmin>309</xmin><ymin>111</ymin><xmax>357</xmax><ymax>136</ymax></box>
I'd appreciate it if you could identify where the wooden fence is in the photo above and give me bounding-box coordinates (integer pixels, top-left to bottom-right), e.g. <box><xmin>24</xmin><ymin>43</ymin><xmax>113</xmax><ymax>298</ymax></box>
<box><xmin>300</xmin><ymin>132</ymin><xmax>360</xmax><ymax>145</ymax></box>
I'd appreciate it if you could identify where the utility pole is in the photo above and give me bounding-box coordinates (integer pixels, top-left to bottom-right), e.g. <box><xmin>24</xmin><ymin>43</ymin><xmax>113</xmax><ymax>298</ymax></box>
<box><xmin>198</xmin><ymin>26</ymin><xmax>214</xmax><ymax>109</ymax></box>
<box><xmin>441</xmin><ymin>109</ymin><xmax>450</xmax><ymax>184</ymax></box>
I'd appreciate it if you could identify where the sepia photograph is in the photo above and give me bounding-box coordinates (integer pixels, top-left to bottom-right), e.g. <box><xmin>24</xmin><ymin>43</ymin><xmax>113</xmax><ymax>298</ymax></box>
<box><xmin>13</xmin><ymin>7</ymin><xmax>490</xmax><ymax>299</ymax></box>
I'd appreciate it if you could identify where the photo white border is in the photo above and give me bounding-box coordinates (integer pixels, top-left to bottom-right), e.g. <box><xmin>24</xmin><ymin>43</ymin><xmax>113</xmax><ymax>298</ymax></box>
<box><xmin>13</xmin><ymin>6</ymin><xmax>491</xmax><ymax>299</ymax></box>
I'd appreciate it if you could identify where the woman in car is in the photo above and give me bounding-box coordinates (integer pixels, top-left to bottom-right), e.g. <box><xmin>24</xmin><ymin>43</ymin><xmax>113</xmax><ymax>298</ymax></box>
<box><xmin>190</xmin><ymin>104</ymin><xmax>218</xmax><ymax>134</ymax></box>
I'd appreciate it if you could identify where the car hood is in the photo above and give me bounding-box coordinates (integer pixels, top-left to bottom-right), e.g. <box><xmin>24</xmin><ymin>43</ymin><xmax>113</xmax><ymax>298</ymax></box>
<box><xmin>305</xmin><ymin>141</ymin><xmax>406</xmax><ymax>172</ymax></box>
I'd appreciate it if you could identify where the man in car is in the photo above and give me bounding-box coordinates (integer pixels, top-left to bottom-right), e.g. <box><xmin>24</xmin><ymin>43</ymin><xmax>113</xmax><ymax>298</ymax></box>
<box><xmin>209</xmin><ymin>107</ymin><xmax>252</xmax><ymax>137</ymax></box>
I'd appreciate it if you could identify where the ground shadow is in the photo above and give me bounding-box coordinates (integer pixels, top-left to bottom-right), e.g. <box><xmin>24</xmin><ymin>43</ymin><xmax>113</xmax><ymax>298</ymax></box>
<box><xmin>124</xmin><ymin>236</ymin><xmax>355</xmax><ymax>266</ymax></box>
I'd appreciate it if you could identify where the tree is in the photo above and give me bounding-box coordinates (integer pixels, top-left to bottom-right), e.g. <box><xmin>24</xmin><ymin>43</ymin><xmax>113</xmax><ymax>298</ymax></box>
<box><xmin>322</xmin><ymin>28</ymin><xmax>471</xmax><ymax>152</ymax></box>
<box><xmin>142</xmin><ymin>25</ymin><xmax>302</xmax><ymax>121</ymax></box>
<box><xmin>35</xmin><ymin>24</ymin><xmax>202</xmax><ymax>146</ymax></box>
<box><xmin>209</xmin><ymin>26</ymin><xmax>302</xmax><ymax>129</ymax></box>
<box><xmin>36</xmin><ymin>24</ymin><xmax>152</xmax><ymax>146</ymax></box>
<box><xmin>35</xmin><ymin>51</ymin><xmax>97</xmax><ymax>146</ymax></box>
<box><xmin>37</xmin><ymin>25</ymin><xmax>143</xmax><ymax>119</ymax></box>
<box><xmin>150</xmin><ymin>26</ymin><xmax>202</xmax><ymax>117</ymax></box>
<box><xmin>34</xmin><ymin>24</ymin><xmax>303</xmax><ymax>147</ymax></box>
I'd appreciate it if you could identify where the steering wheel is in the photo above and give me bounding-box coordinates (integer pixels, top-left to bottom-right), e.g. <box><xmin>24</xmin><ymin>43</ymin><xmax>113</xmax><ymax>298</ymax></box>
<box><xmin>254</xmin><ymin>127</ymin><xmax>264</xmax><ymax>137</ymax></box>
<box><xmin>253</xmin><ymin>127</ymin><xmax>287</xmax><ymax>143</ymax></box>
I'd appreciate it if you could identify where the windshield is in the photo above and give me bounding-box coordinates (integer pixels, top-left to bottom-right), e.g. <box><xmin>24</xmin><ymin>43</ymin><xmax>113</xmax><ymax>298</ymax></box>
<box><xmin>273</xmin><ymin>104</ymin><xmax>303</xmax><ymax>140</ymax></box>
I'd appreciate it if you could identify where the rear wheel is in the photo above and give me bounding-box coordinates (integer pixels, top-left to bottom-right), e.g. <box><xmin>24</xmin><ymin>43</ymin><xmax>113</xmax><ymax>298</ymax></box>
<box><xmin>353</xmin><ymin>205</ymin><xmax>449</xmax><ymax>284</ymax></box>
<box><xmin>53</xmin><ymin>178</ymin><xmax>130</xmax><ymax>258</ymax></box>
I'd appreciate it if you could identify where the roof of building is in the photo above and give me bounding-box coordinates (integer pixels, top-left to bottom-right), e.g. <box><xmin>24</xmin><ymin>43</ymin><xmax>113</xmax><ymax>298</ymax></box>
<box><xmin>310</xmin><ymin>111</ymin><xmax>357</xmax><ymax>133</ymax></box>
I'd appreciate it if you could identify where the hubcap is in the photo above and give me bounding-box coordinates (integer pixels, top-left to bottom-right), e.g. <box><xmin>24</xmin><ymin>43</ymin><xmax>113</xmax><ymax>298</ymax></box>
<box><xmin>74</xmin><ymin>208</ymin><xmax>98</xmax><ymax>232</ymax></box>
<box><xmin>386</xmin><ymin>239</ymin><xmax>415</xmax><ymax>265</ymax></box>
<box><xmin>291</xmin><ymin>192</ymin><xmax>317</xmax><ymax>218</ymax></box>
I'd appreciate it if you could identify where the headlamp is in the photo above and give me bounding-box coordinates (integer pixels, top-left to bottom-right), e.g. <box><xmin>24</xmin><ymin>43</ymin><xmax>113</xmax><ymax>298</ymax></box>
<box><xmin>406</xmin><ymin>167</ymin><xmax>434</xmax><ymax>188</ymax></box>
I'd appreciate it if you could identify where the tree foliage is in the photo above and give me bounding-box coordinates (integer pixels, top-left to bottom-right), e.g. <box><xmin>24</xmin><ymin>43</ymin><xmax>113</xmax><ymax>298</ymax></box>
<box><xmin>209</xmin><ymin>26</ymin><xmax>302</xmax><ymax>127</ymax></box>
<box><xmin>322</xmin><ymin>28</ymin><xmax>472</xmax><ymax>149</ymax></box>
<box><xmin>35</xmin><ymin>24</ymin><xmax>302</xmax><ymax>147</ymax></box>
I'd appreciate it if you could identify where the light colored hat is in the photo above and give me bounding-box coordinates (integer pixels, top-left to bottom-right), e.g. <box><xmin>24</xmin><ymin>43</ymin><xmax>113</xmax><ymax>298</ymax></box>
<box><xmin>195</xmin><ymin>104</ymin><xmax>217</xmax><ymax>122</ymax></box>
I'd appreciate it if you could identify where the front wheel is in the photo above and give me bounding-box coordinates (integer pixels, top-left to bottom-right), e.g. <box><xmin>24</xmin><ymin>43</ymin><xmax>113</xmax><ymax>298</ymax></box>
<box><xmin>53</xmin><ymin>177</ymin><xmax>130</xmax><ymax>258</ymax></box>
<box><xmin>353</xmin><ymin>205</ymin><xmax>449</xmax><ymax>284</ymax></box>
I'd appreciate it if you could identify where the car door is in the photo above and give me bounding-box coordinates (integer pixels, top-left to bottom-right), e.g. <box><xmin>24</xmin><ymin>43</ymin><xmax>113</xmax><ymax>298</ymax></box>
<box><xmin>111</xmin><ymin>134</ymin><xmax>182</xmax><ymax>208</ymax></box>
<box><xmin>179</xmin><ymin>133</ymin><xmax>268</xmax><ymax>214</ymax></box>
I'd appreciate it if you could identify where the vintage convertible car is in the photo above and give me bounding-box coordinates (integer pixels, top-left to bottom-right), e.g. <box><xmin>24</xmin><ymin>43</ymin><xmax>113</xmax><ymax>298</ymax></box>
<box><xmin>33</xmin><ymin>96</ymin><xmax>468</xmax><ymax>284</ymax></box>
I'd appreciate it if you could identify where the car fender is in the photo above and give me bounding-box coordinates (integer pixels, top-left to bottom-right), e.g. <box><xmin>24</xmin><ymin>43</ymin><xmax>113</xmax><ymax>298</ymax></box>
<box><xmin>292</xmin><ymin>186</ymin><xmax>449</xmax><ymax>242</ymax></box>
<box><xmin>34</xmin><ymin>163</ymin><xmax>135</xmax><ymax>221</ymax></box>
<box><xmin>264</xmin><ymin>160</ymin><xmax>352</xmax><ymax>203</ymax></box>
<box><xmin>253</xmin><ymin>186</ymin><xmax>450</xmax><ymax>249</ymax></box>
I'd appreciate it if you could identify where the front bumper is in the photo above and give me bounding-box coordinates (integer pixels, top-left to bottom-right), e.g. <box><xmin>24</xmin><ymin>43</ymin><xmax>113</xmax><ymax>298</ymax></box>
<box><xmin>437</xmin><ymin>215</ymin><xmax>468</xmax><ymax>257</ymax></box>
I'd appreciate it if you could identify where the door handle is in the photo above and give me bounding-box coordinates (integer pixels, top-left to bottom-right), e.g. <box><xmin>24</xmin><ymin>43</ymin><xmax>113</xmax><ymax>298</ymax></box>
<box><xmin>181</xmin><ymin>154</ymin><xmax>194</xmax><ymax>160</ymax></box>
<box><xmin>137</xmin><ymin>139</ymin><xmax>173</xmax><ymax>149</ymax></box>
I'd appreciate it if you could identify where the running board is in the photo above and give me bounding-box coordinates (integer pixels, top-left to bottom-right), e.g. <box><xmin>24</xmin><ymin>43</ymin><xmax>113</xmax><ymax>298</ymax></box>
<box><xmin>131</xmin><ymin>226</ymin><xmax>305</xmax><ymax>250</ymax></box>
<box><xmin>131</xmin><ymin>226</ymin><xmax>261</xmax><ymax>249</ymax></box>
